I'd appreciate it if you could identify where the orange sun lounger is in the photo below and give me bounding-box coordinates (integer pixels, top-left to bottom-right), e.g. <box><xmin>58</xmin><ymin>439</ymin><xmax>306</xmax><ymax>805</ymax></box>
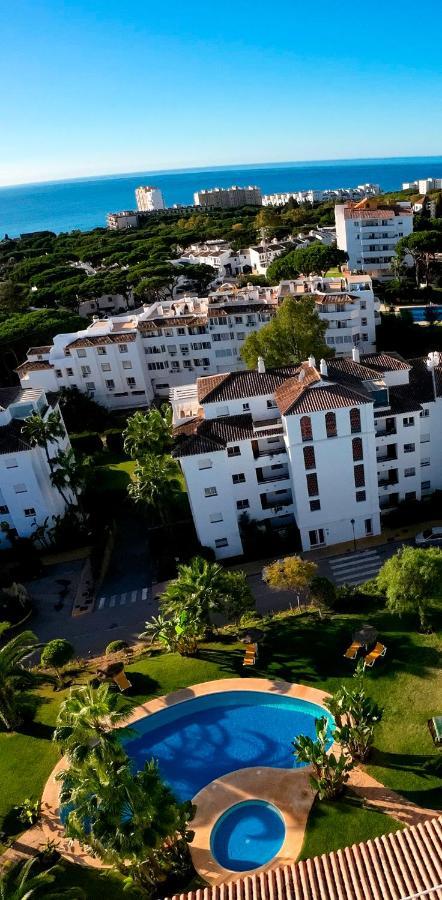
<box><xmin>113</xmin><ymin>671</ymin><xmax>132</xmax><ymax>691</ymax></box>
<box><xmin>364</xmin><ymin>643</ymin><xmax>387</xmax><ymax>667</ymax></box>
<box><xmin>343</xmin><ymin>641</ymin><xmax>361</xmax><ymax>660</ymax></box>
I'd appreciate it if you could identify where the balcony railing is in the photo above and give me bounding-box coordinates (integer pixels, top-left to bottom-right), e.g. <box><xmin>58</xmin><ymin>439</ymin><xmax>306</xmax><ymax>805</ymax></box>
<box><xmin>376</xmin><ymin>425</ymin><xmax>397</xmax><ymax>437</ymax></box>
<box><xmin>254</xmin><ymin>448</ymin><xmax>287</xmax><ymax>459</ymax></box>
<box><xmin>257</xmin><ymin>472</ymin><xmax>290</xmax><ymax>485</ymax></box>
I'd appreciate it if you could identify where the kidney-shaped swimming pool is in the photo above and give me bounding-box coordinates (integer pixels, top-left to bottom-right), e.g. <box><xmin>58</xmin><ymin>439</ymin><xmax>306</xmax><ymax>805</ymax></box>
<box><xmin>123</xmin><ymin>690</ymin><xmax>333</xmax><ymax>801</ymax></box>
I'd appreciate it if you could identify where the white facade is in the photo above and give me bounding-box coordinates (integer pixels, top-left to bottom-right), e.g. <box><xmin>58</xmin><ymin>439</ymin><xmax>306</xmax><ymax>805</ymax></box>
<box><xmin>17</xmin><ymin>276</ymin><xmax>378</xmax><ymax>405</ymax></box>
<box><xmin>0</xmin><ymin>387</ymin><xmax>73</xmax><ymax>548</ymax></box>
<box><xmin>402</xmin><ymin>178</ymin><xmax>442</xmax><ymax>194</ymax></box>
<box><xmin>78</xmin><ymin>291</ymin><xmax>136</xmax><ymax>318</ymax></box>
<box><xmin>194</xmin><ymin>186</ymin><xmax>262</xmax><ymax>209</ymax></box>
<box><xmin>173</xmin><ymin>351</ymin><xmax>442</xmax><ymax>559</ymax></box>
<box><xmin>106</xmin><ymin>211</ymin><xmax>139</xmax><ymax>230</ymax></box>
<box><xmin>262</xmin><ymin>185</ymin><xmax>381</xmax><ymax>207</ymax></box>
<box><xmin>135</xmin><ymin>186</ymin><xmax>165</xmax><ymax>212</ymax></box>
<box><xmin>335</xmin><ymin>200</ymin><xmax>413</xmax><ymax>277</ymax></box>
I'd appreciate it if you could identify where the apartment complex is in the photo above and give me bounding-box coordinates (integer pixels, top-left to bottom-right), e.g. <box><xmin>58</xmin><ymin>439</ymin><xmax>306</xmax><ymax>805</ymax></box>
<box><xmin>403</xmin><ymin>177</ymin><xmax>442</xmax><ymax>193</ymax></box>
<box><xmin>262</xmin><ymin>184</ymin><xmax>381</xmax><ymax>207</ymax></box>
<box><xmin>193</xmin><ymin>185</ymin><xmax>262</xmax><ymax>209</ymax></box>
<box><xmin>0</xmin><ymin>387</ymin><xmax>73</xmax><ymax>547</ymax></box>
<box><xmin>135</xmin><ymin>186</ymin><xmax>165</xmax><ymax>211</ymax></box>
<box><xmin>172</xmin><ymin>351</ymin><xmax>441</xmax><ymax>559</ymax></box>
<box><xmin>335</xmin><ymin>198</ymin><xmax>413</xmax><ymax>277</ymax></box>
<box><xmin>106</xmin><ymin>210</ymin><xmax>139</xmax><ymax>230</ymax></box>
<box><xmin>17</xmin><ymin>276</ymin><xmax>378</xmax><ymax>407</ymax></box>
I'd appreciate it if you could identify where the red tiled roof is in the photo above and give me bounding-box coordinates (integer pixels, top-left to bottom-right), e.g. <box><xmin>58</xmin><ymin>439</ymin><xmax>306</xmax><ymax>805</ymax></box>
<box><xmin>279</xmin><ymin>382</ymin><xmax>372</xmax><ymax>416</ymax></box>
<box><xmin>174</xmin><ymin>413</ymin><xmax>257</xmax><ymax>457</ymax></box>
<box><xmin>274</xmin><ymin>365</ymin><xmax>321</xmax><ymax>415</ymax></box>
<box><xmin>197</xmin><ymin>368</ymin><xmax>298</xmax><ymax>404</ymax></box>
<box><xmin>16</xmin><ymin>360</ymin><xmax>53</xmax><ymax>374</ymax></box>
<box><xmin>66</xmin><ymin>333</ymin><xmax>137</xmax><ymax>348</ymax></box>
<box><xmin>27</xmin><ymin>345</ymin><xmax>52</xmax><ymax>355</ymax></box>
<box><xmin>170</xmin><ymin>817</ymin><xmax>442</xmax><ymax>900</ymax></box>
<box><xmin>361</xmin><ymin>352</ymin><xmax>411</xmax><ymax>372</ymax></box>
<box><xmin>0</xmin><ymin>421</ymin><xmax>32</xmax><ymax>455</ymax></box>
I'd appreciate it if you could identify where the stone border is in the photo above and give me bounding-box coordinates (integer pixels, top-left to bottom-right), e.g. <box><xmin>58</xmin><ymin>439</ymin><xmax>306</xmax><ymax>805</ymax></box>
<box><xmin>40</xmin><ymin>678</ymin><xmax>333</xmax><ymax>873</ymax></box>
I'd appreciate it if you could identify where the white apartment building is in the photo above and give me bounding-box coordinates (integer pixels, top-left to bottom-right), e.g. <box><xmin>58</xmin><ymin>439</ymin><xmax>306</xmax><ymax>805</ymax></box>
<box><xmin>135</xmin><ymin>186</ymin><xmax>165</xmax><ymax>212</ymax></box>
<box><xmin>193</xmin><ymin>186</ymin><xmax>262</xmax><ymax>209</ymax></box>
<box><xmin>106</xmin><ymin>211</ymin><xmax>139</xmax><ymax>230</ymax></box>
<box><xmin>177</xmin><ymin>238</ymin><xmax>293</xmax><ymax>277</ymax></box>
<box><xmin>335</xmin><ymin>199</ymin><xmax>413</xmax><ymax>277</ymax></box>
<box><xmin>248</xmin><ymin>241</ymin><xmax>291</xmax><ymax>275</ymax></box>
<box><xmin>402</xmin><ymin>178</ymin><xmax>442</xmax><ymax>194</ymax></box>
<box><xmin>0</xmin><ymin>386</ymin><xmax>73</xmax><ymax>548</ymax></box>
<box><xmin>172</xmin><ymin>350</ymin><xmax>441</xmax><ymax>559</ymax></box>
<box><xmin>17</xmin><ymin>277</ymin><xmax>378</xmax><ymax>406</ymax></box>
<box><xmin>262</xmin><ymin>185</ymin><xmax>381</xmax><ymax>207</ymax></box>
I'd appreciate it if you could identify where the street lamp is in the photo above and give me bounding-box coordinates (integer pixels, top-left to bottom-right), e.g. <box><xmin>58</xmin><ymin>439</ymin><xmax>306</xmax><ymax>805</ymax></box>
<box><xmin>350</xmin><ymin>518</ymin><xmax>356</xmax><ymax>552</ymax></box>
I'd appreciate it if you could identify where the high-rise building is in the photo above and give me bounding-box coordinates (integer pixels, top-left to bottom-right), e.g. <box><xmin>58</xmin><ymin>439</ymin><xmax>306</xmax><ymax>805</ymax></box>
<box><xmin>194</xmin><ymin>185</ymin><xmax>262</xmax><ymax>209</ymax></box>
<box><xmin>135</xmin><ymin>186</ymin><xmax>165</xmax><ymax>212</ymax></box>
<box><xmin>335</xmin><ymin>198</ymin><xmax>413</xmax><ymax>277</ymax></box>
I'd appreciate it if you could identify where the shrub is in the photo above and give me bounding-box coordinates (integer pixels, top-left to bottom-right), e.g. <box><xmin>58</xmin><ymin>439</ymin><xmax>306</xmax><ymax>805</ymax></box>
<box><xmin>105</xmin><ymin>639</ymin><xmax>128</xmax><ymax>655</ymax></box>
<box><xmin>41</xmin><ymin>638</ymin><xmax>74</xmax><ymax>685</ymax></box>
<box><xmin>310</xmin><ymin>575</ymin><xmax>336</xmax><ymax>609</ymax></box>
<box><xmin>69</xmin><ymin>431</ymin><xmax>103</xmax><ymax>455</ymax></box>
<box><xmin>103</xmin><ymin>428</ymin><xmax>124</xmax><ymax>454</ymax></box>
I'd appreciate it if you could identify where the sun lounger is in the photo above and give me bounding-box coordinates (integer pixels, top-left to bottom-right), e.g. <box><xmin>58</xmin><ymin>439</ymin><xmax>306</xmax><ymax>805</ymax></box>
<box><xmin>428</xmin><ymin>716</ymin><xmax>442</xmax><ymax>746</ymax></box>
<box><xmin>344</xmin><ymin>641</ymin><xmax>361</xmax><ymax>660</ymax></box>
<box><xmin>243</xmin><ymin>656</ymin><xmax>255</xmax><ymax>667</ymax></box>
<box><xmin>113</xmin><ymin>671</ymin><xmax>132</xmax><ymax>691</ymax></box>
<box><xmin>364</xmin><ymin>643</ymin><xmax>387</xmax><ymax>667</ymax></box>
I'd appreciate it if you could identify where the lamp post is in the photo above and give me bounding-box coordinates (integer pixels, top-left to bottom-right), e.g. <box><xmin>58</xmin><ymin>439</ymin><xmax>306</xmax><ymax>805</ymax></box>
<box><xmin>350</xmin><ymin>518</ymin><xmax>356</xmax><ymax>552</ymax></box>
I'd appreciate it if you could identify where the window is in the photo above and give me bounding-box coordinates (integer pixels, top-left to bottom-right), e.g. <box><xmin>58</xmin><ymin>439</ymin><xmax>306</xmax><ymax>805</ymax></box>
<box><xmin>105</xmin><ymin>379</ymin><xmax>115</xmax><ymax>390</ymax></box>
<box><xmin>242</xmin><ymin>403</ymin><xmax>250</xmax><ymax>412</ymax></box>
<box><xmin>127</xmin><ymin>377</ymin><xmax>136</xmax><ymax>387</ymax></box>
<box><xmin>216</xmin><ymin>405</ymin><xmax>229</xmax><ymax>417</ymax></box>
<box><xmin>85</xmin><ymin>382</ymin><xmax>95</xmax><ymax>391</ymax></box>
<box><xmin>0</xmin><ymin>505</ymin><xmax>9</xmax><ymax>514</ymax></box>
<box><xmin>204</xmin><ymin>486</ymin><xmax>218</xmax><ymax>497</ymax></box>
<box><xmin>122</xmin><ymin>361</ymin><xmax>133</xmax><ymax>369</ymax></box>
<box><xmin>309</xmin><ymin>499</ymin><xmax>321</xmax><ymax>511</ymax></box>
<box><xmin>356</xmin><ymin>490</ymin><xmax>366</xmax><ymax>502</ymax></box>
<box><xmin>404</xmin><ymin>443</ymin><xmax>415</xmax><ymax>453</ymax></box>
<box><xmin>421</xmin><ymin>457</ymin><xmax>430</xmax><ymax>467</ymax></box>
<box><xmin>177</xmin><ymin>328</ymin><xmax>186</xmax><ymax>336</ymax></box>
<box><xmin>13</xmin><ymin>484</ymin><xmax>27</xmax><ymax>493</ymax></box>
<box><xmin>119</xmin><ymin>344</ymin><xmax>128</xmax><ymax>354</ymax></box>
<box><xmin>325</xmin><ymin>412</ymin><xmax>337</xmax><ymax>438</ymax></box>
<box><xmin>300</xmin><ymin>415</ymin><xmax>313</xmax><ymax>442</ymax></box>
<box><xmin>354</xmin><ymin>464</ymin><xmax>365</xmax><ymax>487</ymax></box>
<box><xmin>97</xmin><ymin>346</ymin><xmax>107</xmax><ymax>356</ymax></box>
<box><xmin>309</xmin><ymin>528</ymin><xmax>325</xmax><ymax>547</ymax></box>
<box><xmin>5</xmin><ymin>459</ymin><xmax>18</xmax><ymax>469</ymax></box>
<box><xmin>24</xmin><ymin>507</ymin><xmax>36</xmax><ymax>517</ymax></box>
<box><xmin>215</xmin><ymin>538</ymin><xmax>229</xmax><ymax>548</ymax></box>
<box><xmin>421</xmin><ymin>480</ymin><xmax>431</xmax><ymax>491</ymax></box>
<box><xmin>66</xmin><ymin>368</ymin><xmax>74</xmax><ymax>376</ymax></box>
<box><xmin>76</xmin><ymin>349</ymin><xmax>86</xmax><ymax>358</ymax></box>
<box><xmin>227</xmin><ymin>446</ymin><xmax>241</xmax><ymax>457</ymax></box>
<box><xmin>198</xmin><ymin>459</ymin><xmax>212</xmax><ymax>470</ymax></box>
<box><xmin>55</xmin><ymin>369</ymin><xmax>62</xmax><ymax>378</ymax></box>
<box><xmin>81</xmin><ymin>365</ymin><xmax>91</xmax><ymax>376</ymax></box>
<box><xmin>306</xmin><ymin>473</ymin><xmax>319</xmax><ymax>497</ymax></box>
<box><xmin>405</xmin><ymin>491</ymin><xmax>416</xmax><ymax>501</ymax></box>
<box><xmin>303</xmin><ymin>446</ymin><xmax>316</xmax><ymax>470</ymax></box>
<box><xmin>101</xmin><ymin>362</ymin><xmax>111</xmax><ymax>372</ymax></box>
<box><xmin>365</xmin><ymin>518</ymin><xmax>373</xmax><ymax>535</ymax></box>
<box><xmin>236</xmin><ymin>499</ymin><xmax>250</xmax><ymax>510</ymax></box>
<box><xmin>209</xmin><ymin>512</ymin><xmax>223</xmax><ymax>523</ymax></box>
<box><xmin>266</xmin><ymin>399</ymin><xmax>277</xmax><ymax>409</ymax></box>
<box><xmin>350</xmin><ymin>407</ymin><xmax>361</xmax><ymax>434</ymax></box>
<box><xmin>403</xmin><ymin>416</ymin><xmax>414</xmax><ymax>427</ymax></box>
<box><xmin>232</xmin><ymin>473</ymin><xmax>246</xmax><ymax>484</ymax></box>
<box><xmin>420</xmin><ymin>408</ymin><xmax>430</xmax><ymax>418</ymax></box>
<box><xmin>404</xmin><ymin>467</ymin><xmax>416</xmax><ymax>477</ymax></box>
<box><xmin>352</xmin><ymin>437</ymin><xmax>363</xmax><ymax>461</ymax></box>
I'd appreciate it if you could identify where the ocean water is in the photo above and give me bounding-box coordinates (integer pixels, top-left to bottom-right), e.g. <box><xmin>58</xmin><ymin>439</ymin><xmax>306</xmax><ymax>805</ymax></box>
<box><xmin>1</xmin><ymin>155</ymin><xmax>442</xmax><ymax>238</ymax></box>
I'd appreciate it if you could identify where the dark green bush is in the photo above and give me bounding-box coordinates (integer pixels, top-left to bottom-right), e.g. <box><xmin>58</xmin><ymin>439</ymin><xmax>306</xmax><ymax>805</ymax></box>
<box><xmin>105</xmin><ymin>639</ymin><xmax>129</xmax><ymax>655</ymax></box>
<box><xmin>70</xmin><ymin>431</ymin><xmax>103</xmax><ymax>455</ymax></box>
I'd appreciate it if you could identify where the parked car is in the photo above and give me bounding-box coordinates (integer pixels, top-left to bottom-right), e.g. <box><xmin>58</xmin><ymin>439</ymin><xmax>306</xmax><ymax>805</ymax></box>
<box><xmin>415</xmin><ymin>527</ymin><xmax>442</xmax><ymax>546</ymax></box>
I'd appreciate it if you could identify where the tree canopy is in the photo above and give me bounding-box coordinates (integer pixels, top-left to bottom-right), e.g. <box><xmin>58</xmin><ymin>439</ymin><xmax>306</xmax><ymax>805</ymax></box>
<box><xmin>240</xmin><ymin>295</ymin><xmax>332</xmax><ymax>368</ymax></box>
<box><xmin>267</xmin><ymin>244</ymin><xmax>348</xmax><ymax>283</ymax></box>
<box><xmin>395</xmin><ymin>230</ymin><xmax>442</xmax><ymax>285</ymax></box>
<box><xmin>377</xmin><ymin>545</ymin><xmax>442</xmax><ymax>630</ymax></box>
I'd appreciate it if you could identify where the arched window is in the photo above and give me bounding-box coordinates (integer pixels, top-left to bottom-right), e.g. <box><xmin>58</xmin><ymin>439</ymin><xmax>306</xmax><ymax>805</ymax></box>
<box><xmin>352</xmin><ymin>437</ymin><xmax>363</xmax><ymax>461</ymax></box>
<box><xmin>325</xmin><ymin>411</ymin><xmax>337</xmax><ymax>438</ymax></box>
<box><xmin>300</xmin><ymin>415</ymin><xmax>313</xmax><ymax>442</ymax></box>
<box><xmin>350</xmin><ymin>407</ymin><xmax>361</xmax><ymax>434</ymax></box>
<box><xmin>303</xmin><ymin>445</ymin><xmax>316</xmax><ymax>470</ymax></box>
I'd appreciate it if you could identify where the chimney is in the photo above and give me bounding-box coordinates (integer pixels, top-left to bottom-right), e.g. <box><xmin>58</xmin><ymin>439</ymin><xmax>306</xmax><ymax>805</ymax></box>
<box><xmin>257</xmin><ymin>356</ymin><xmax>266</xmax><ymax>374</ymax></box>
<box><xmin>308</xmin><ymin>355</ymin><xmax>316</xmax><ymax>368</ymax></box>
<box><xmin>319</xmin><ymin>358</ymin><xmax>328</xmax><ymax>376</ymax></box>
<box><xmin>352</xmin><ymin>347</ymin><xmax>360</xmax><ymax>363</ymax></box>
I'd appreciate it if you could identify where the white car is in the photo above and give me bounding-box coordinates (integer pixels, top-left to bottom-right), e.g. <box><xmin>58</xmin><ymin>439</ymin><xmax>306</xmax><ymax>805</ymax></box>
<box><xmin>415</xmin><ymin>527</ymin><xmax>442</xmax><ymax>546</ymax></box>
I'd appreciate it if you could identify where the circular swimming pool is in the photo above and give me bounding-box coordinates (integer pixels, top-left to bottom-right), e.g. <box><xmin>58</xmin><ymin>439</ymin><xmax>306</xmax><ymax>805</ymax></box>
<box><xmin>211</xmin><ymin>800</ymin><xmax>286</xmax><ymax>872</ymax></box>
<box><xmin>124</xmin><ymin>689</ymin><xmax>333</xmax><ymax>801</ymax></box>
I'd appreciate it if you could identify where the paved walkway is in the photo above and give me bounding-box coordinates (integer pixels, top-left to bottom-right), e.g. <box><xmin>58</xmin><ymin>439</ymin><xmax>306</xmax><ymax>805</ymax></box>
<box><xmin>348</xmin><ymin>767</ymin><xmax>442</xmax><ymax>828</ymax></box>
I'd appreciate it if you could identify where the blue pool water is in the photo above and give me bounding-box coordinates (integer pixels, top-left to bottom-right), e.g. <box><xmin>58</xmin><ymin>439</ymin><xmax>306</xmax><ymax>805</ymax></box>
<box><xmin>124</xmin><ymin>690</ymin><xmax>333</xmax><ymax>801</ymax></box>
<box><xmin>405</xmin><ymin>306</ymin><xmax>442</xmax><ymax>322</ymax></box>
<box><xmin>211</xmin><ymin>801</ymin><xmax>286</xmax><ymax>871</ymax></box>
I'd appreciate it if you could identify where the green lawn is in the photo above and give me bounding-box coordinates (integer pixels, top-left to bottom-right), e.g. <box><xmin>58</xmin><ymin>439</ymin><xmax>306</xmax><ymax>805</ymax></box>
<box><xmin>1</xmin><ymin>608</ymin><xmax>440</xmax><ymax>894</ymax></box>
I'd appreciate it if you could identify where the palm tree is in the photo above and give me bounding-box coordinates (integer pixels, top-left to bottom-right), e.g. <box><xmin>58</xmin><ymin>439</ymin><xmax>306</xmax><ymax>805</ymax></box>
<box><xmin>292</xmin><ymin>717</ymin><xmax>354</xmax><ymax>800</ymax></box>
<box><xmin>160</xmin><ymin>556</ymin><xmax>226</xmax><ymax>625</ymax></box>
<box><xmin>54</xmin><ymin>683</ymin><xmax>132</xmax><ymax>764</ymax></box>
<box><xmin>0</xmin><ymin>858</ymin><xmax>85</xmax><ymax>899</ymax></box>
<box><xmin>128</xmin><ymin>453</ymin><xmax>181</xmax><ymax>526</ymax></box>
<box><xmin>0</xmin><ymin>631</ymin><xmax>50</xmax><ymax>731</ymax></box>
<box><xmin>123</xmin><ymin>405</ymin><xmax>172</xmax><ymax>459</ymax></box>
<box><xmin>140</xmin><ymin>610</ymin><xmax>201</xmax><ymax>656</ymax></box>
<box><xmin>21</xmin><ymin>412</ymin><xmax>71</xmax><ymax>507</ymax></box>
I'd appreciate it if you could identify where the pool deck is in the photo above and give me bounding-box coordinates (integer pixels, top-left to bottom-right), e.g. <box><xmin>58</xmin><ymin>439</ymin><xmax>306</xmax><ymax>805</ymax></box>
<box><xmin>40</xmin><ymin>678</ymin><xmax>333</xmax><ymax>878</ymax></box>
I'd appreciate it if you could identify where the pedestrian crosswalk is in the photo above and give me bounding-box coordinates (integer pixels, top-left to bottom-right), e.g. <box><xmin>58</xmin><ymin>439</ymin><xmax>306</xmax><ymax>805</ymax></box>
<box><xmin>96</xmin><ymin>586</ymin><xmax>151</xmax><ymax>611</ymax></box>
<box><xmin>327</xmin><ymin>549</ymin><xmax>382</xmax><ymax>586</ymax></box>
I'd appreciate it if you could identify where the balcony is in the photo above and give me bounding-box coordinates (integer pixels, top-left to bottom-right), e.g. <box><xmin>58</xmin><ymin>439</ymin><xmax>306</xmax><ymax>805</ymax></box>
<box><xmin>376</xmin><ymin>446</ymin><xmax>397</xmax><ymax>463</ymax></box>
<box><xmin>260</xmin><ymin>490</ymin><xmax>293</xmax><ymax>511</ymax></box>
<box><xmin>378</xmin><ymin>469</ymin><xmax>399</xmax><ymax>488</ymax></box>
<box><xmin>376</xmin><ymin>422</ymin><xmax>396</xmax><ymax>437</ymax></box>
<box><xmin>251</xmin><ymin>438</ymin><xmax>286</xmax><ymax>460</ymax></box>
<box><xmin>253</xmin><ymin>417</ymin><xmax>283</xmax><ymax>435</ymax></box>
<box><xmin>256</xmin><ymin>464</ymin><xmax>290</xmax><ymax>485</ymax></box>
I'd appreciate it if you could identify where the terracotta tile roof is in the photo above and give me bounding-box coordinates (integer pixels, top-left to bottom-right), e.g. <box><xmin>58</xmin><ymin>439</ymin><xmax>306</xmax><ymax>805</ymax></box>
<box><xmin>274</xmin><ymin>365</ymin><xmax>321</xmax><ymax>415</ymax></box>
<box><xmin>27</xmin><ymin>345</ymin><xmax>52</xmax><ymax>355</ymax></box>
<box><xmin>361</xmin><ymin>352</ymin><xmax>411</xmax><ymax>372</ymax></box>
<box><xmin>15</xmin><ymin>360</ymin><xmax>53</xmax><ymax>374</ymax></box>
<box><xmin>66</xmin><ymin>333</ymin><xmax>137</xmax><ymax>348</ymax></box>
<box><xmin>0</xmin><ymin>386</ymin><xmax>24</xmax><ymax>409</ymax></box>
<box><xmin>174</xmin><ymin>414</ymin><xmax>256</xmax><ymax>457</ymax></box>
<box><xmin>0</xmin><ymin>421</ymin><xmax>32</xmax><ymax>455</ymax></box>
<box><xmin>138</xmin><ymin>317</ymin><xmax>207</xmax><ymax>331</ymax></box>
<box><xmin>169</xmin><ymin>817</ymin><xmax>442</xmax><ymax>900</ymax></box>
<box><xmin>280</xmin><ymin>382</ymin><xmax>372</xmax><ymax>416</ymax></box>
<box><xmin>197</xmin><ymin>368</ymin><xmax>298</xmax><ymax>404</ymax></box>
<box><xmin>327</xmin><ymin>358</ymin><xmax>382</xmax><ymax>383</ymax></box>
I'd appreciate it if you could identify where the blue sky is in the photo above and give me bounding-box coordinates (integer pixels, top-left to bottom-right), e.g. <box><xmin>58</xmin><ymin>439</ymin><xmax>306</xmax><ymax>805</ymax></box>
<box><xmin>1</xmin><ymin>0</ymin><xmax>441</xmax><ymax>186</ymax></box>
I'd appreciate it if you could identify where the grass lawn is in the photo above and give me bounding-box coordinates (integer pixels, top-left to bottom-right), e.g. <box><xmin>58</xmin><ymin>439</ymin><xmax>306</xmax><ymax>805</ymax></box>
<box><xmin>0</xmin><ymin>607</ymin><xmax>440</xmax><ymax>893</ymax></box>
<box><xmin>94</xmin><ymin>454</ymin><xmax>136</xmax><ymax>492</ymax></box>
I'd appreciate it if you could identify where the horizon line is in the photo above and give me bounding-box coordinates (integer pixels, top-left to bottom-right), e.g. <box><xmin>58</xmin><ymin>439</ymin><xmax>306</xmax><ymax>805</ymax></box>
<box><xmin>1</xmin><ymin>153</ymin><xmax>442</xmax><ymax>191</ymax></box>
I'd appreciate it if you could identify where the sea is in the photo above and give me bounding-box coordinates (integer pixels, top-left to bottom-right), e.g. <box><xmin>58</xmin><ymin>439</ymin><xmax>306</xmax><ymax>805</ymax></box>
<box><xmin>1</xmin><ymin>155</ymin><xmax>442</xmax><ymax>238</ymax></box>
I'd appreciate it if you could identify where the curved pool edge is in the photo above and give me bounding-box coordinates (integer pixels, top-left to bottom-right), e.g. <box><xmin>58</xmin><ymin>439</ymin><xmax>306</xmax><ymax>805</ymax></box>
<box><xmin>40</xmin><ymin>678</ymin><xmax>334</xmax><ymax>870</ymax></box>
